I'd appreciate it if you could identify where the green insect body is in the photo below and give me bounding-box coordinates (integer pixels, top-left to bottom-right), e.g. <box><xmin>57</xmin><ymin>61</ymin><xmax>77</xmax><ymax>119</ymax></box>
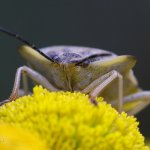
<box><xmin>19</xmin><ymin>45</ymin><xmax>136</xmax><ymax>94</ymax></box>
<box><xmin>19</xmin><ymin>45</ymin><xmax>141</xmax><ymax>112</ymax></box>
<box><xmin>0</xmin><ymin>27</ymin><xmax>150</xmax><ymax>115</ymax></box>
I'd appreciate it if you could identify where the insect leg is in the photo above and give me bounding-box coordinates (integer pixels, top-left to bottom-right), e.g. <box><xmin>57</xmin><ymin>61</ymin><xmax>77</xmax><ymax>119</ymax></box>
<box><xmin>22</xmin><ymin>73</ymin><xmax>29</xmax><ymax>95</ymax></box>
<box><xmin>17</xmin><ymin>73</ymin><xmax>31</xmax><ymax>98</ymax></box>
<box><xmin>82</xmin><ymin>70</ymin><xmax>123</xmax><ymax>112</ymax></box>
<box><xmin>0</xmin><ymin>99</ymin><xmax>10</xmax><ymax>106</ymax></box>
<box><xmin>0</xmin><ymin>66</ymin><xmax>59</xmax><ymax>106</ymax></box>
<box><xmin>112</xmin><ymin>91</ymin><xmax>150</xmax><ymax>115</ymax></box>
<box><xmin>82</xmin><ymin>71</ymin><xmax>116</xmax><ymax>94</ymax></box>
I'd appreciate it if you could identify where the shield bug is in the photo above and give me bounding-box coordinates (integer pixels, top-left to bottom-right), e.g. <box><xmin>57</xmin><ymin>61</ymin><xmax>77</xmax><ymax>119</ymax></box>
<box><xmin>0</xmin><ymin>27</ymin><xmax>150</xmax><ymax>115</ymax></box>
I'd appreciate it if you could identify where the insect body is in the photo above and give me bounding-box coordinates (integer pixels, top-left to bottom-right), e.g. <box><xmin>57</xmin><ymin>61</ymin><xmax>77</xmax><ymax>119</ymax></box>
<box><xmin>23</xmin><ymin>45</ymin><xmax>117</xmax><ymax>91</ymax></box>
<box><xmin>0</xmin><ymin>27</ymin><xmax>150</xmax><ymax>115</ymax></box>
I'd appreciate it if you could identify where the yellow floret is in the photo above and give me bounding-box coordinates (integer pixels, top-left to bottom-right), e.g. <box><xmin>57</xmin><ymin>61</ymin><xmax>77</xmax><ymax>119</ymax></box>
<box><xmin>0</xmin><ymin>86</ymin><xmax>148</xmax><ymax>150</ymax></box>
<box><xmin>0</xmin><ymin>124</ymin><xmax>47</xmax><ymax>150</ymax></box>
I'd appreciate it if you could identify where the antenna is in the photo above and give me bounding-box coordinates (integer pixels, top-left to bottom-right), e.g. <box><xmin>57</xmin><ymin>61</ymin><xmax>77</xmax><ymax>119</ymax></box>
<box><xmin>0</xmin><ymin>27</ymin><xmax>55</xmax><ymax>62</ymax></box>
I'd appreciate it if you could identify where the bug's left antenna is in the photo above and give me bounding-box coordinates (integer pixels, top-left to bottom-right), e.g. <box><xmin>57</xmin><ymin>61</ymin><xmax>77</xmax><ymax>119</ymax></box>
<box><xmin>0</xmin><ymin>27</ymin><xmax>38</xmax><ymax>50</ymax></box>
<box><xmin>0</xmin><ymin>27</ymin><xmax>55</xmax><ymax>62</ymax></box>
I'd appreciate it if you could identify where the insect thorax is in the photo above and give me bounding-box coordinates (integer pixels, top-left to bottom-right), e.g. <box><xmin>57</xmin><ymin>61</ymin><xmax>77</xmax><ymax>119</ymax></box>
<box><xmin>40</xmin><ymin>46</ymin><xmax>116</xmax><ymax>65</ymax></box>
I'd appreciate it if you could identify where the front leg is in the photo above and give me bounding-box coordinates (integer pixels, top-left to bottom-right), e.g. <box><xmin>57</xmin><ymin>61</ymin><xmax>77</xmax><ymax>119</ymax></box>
<box><xmin>0</xmin><ymin>66</ymin><xmax>59</xmax><ymax>106</ymax></box>
<box><xmin>82</xmin><ymin>70</ymin><xmax>123</xmax><ymax>112</ymax></box>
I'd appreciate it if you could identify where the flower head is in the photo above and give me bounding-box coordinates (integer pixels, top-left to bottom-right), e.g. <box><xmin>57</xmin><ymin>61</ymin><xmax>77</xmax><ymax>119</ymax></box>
<box><xmin>0</xmin><ymin>86</ymin><xmax>148</xmax><ymax>150</ymax></box>
<box><xmin>0</xmin><ymin>124</ymin><xmax>47</xmax><ymax>150</ymax></box>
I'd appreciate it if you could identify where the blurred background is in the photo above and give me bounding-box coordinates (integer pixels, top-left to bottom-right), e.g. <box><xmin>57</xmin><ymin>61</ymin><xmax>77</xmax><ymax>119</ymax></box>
<box><xmin>0</xmin><ymin>0</ymin><xmax>150</xmax><ymax>137</ymax></box>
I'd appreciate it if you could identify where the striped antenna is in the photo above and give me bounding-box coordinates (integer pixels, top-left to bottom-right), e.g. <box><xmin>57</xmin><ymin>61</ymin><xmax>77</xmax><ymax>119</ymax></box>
<box><xmin>0</xmin><ymin>27</ymin><xmax>55</xmax><ymax>62</ymax></box>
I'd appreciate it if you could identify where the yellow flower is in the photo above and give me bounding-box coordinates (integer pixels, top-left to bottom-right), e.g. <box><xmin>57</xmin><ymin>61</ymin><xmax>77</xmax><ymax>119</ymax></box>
<box><xmin>0</xmin><ymin>124</ymin><xmax>47</xmax><ymax>150</ymax></box>
<box><xmin>0</xmin><ymin>86</ymin><xmax>148</xmax><ymax>150</ymax></box>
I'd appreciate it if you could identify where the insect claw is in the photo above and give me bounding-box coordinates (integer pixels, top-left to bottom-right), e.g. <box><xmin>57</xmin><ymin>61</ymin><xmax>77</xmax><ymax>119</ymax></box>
<box><xmin>90</xmin><ymin>98</ymin><xmax>98</xmax><ymax>106</ymax></box>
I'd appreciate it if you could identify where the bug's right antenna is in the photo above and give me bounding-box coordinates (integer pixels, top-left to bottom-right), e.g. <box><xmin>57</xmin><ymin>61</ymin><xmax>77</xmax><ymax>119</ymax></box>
<box><xmin>0</xmin><ymin>27</ymin><xmax>55</xmax><ymax>62</ymax></box>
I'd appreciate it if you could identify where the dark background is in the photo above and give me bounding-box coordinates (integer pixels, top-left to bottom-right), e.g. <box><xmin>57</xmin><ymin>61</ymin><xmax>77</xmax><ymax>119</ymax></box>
<box><xmin>0</xmin><ymin>0</ymin><xmax>150</xmax><ymax>137</ymax></box>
